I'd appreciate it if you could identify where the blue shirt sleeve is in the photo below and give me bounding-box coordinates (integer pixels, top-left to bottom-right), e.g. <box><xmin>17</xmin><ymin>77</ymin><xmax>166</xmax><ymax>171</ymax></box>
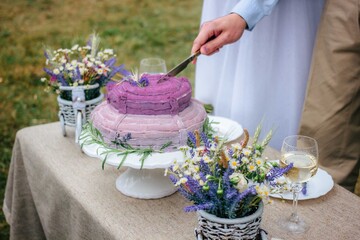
<box><xmin>231</xmin><ymin>0</ymin><xmax>279</xmax><ymax>30</ymax></box>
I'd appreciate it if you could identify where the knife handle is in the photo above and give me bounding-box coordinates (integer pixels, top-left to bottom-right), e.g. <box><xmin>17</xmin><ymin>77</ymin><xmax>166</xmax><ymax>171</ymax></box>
<box><xmin>189</xmin><ymin>50</ymin><xmax>201</xmax><ymax>62</ymax></box>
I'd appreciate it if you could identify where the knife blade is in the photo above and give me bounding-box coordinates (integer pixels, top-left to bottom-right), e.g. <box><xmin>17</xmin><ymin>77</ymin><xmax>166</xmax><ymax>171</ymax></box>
<box><xmin>157</xmin><ymin>50</ymin><xmax>201</xmax><ymax>83</ymax></box>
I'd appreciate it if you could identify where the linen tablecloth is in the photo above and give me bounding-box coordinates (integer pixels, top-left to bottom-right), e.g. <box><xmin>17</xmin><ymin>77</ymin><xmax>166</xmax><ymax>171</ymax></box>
<box><xmin>3</xmin><ymin>122</ymin><xmax>360</xmax><ymax>239</ymax></box>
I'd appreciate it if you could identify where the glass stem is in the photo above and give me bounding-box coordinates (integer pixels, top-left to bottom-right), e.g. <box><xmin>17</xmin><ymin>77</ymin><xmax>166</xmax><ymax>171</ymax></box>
<box><xmin>290</xmin><ymin>183</ymin><xmax>302</xmax><ymax>223</ymax></box>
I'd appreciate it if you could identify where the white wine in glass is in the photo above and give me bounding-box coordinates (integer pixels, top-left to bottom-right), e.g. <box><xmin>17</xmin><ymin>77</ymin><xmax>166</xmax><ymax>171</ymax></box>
<box><xmin>279</xmin><ymin>135</ymin><xmax>318</xmax><ymax>234</ymax></box>
<box><xmin>280</xmin><ymin>152</ymin><xmax>318</xmax><ymax>183</ymax></box>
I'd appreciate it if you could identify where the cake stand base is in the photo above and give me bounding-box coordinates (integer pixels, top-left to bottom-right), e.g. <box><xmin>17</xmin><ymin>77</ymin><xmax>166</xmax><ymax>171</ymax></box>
<box><xmin>116</xmin><ymin>168</ymin><xmax>176</xmax><ymax>199</ymax></box>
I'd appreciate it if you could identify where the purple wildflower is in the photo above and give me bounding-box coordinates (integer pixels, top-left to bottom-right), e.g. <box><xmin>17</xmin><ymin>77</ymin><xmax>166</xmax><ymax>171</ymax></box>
<box><xmin>199</xmin><ymin>172</ymin><xmax>207</xmax><ymax>182</ymax></box>
<box><xmin>185</xmin><ymin>176</ymin><xmax>201</xmax><ymax>192</ymax></box>
<box><xmin>105</xmin><ymin>57</ymin><xmax>116</xmax><ymax>67</ymax></box>
<box><xmin>184</xmin><ymin>203</ymin><xmax>213</xmax><ymax>212</ymax></box>
<box><xmin>302</xmin><ymin>182</ymin><xmax>307</xmax><ymax>195</ymax></box>
<box><xmin>266</xmin><ymin>162</ymin><xmax>293</xmax><ymax>182</ymax></box>
<box><xmin>123</xmin><ymin>133</ymin><xmax>131</xmax><ymax>141</ymax></box>
<box><xmin>74</xmin><ymin>66</ymin><xmax>82</xmax><ymax>81</ymax></box>
<box><xmin>57</xmin><ymin>74</ymin><xmax>68</xmax><ymax>86</ymax></box>
<box><xmin>138</xmin><ymin>76</ymin><xmax>149</xmax><ymax>87</ymax></box>
<box><xmin>44</xmin><ymin>50</ymin><xmax>50</xmax><ymax>59</ymax></box>
<box><xmin>199</xmin><ymin>159</ymin><xmax>211</xmax><ymax>176</ymax></box>
<box><xmin>109</xmin><ymin>64</ymin><xmax>129</xmax><ymax>79</ymax></box>
<box><xmin>188</xmin><ymin>132</ymin><xmax>197</xmax><ymax>146</ymax></box>
<box><xmin>189</xmin><ymin>149</ymin><xmax>195</xmax><ymax>158</ymax></box>
<box><xmin>222</xmin><ymin>167</ymin><xmax>234</xmax><ymax>188</ymax></box>
<box><xmin>129</xmin><ymin>80</ymin><xmax>138</xmax><ymax>86</ymax></box>
<box><xmin>227</xmin><ymin>186</ymin><xmax>257</xmax><ymax>217</ymax></box>
<box><xmin>227</xmin><ymin>186</ymin><xmax>256</xmax><ymax>218</ymax></box>
<box><xmin>86</xmin><ymin>35</ymin><xmax>93</xmax><ymax>47</ymax></box>
<box><xmin>184</xmin><ymin>176</ymin><xmax>208</xmax><ymax>202</ymax></box>
<box><xmin>43</xmin><ymin>67</ymin><xmax>54</xmax><ymax>77</ymax></box>
<box><xmin>237</xmin><ymin>153</ymin><xmax>245</xmax><ymax>162</ymax></box>
<box><xmin>200</xmin><ymin>132</ymin><xmax>210</xmax><ymax>148</ymax></box>
<box><xmin>235</xmin><ymin>187</ymin><xmax>256</xmax><ymax>203</ymax></box>
<box><xmin>226</xmin><ymin>187</ymin><xmax>239</xmax><ymax>199</ymax></box>
<box><xmin>169</xmin><ymin>175</ymin><xmax>178</xmax><ymax>185</ymax></box>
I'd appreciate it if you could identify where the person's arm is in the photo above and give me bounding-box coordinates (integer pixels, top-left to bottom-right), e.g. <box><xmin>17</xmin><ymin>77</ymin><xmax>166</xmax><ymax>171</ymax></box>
<box><xmin>191</xmin><ymin>0</ymin><xmax>278</xmax><ymax>56</ymax></box>
<box><xmin>232</xmin><ymin>0</ymin><xmax>278</xmax><ymax>31</ymax></box>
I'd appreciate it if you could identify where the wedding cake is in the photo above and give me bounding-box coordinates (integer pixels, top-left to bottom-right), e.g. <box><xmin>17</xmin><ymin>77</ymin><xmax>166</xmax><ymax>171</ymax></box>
<box><xmin>90</xmin><ymin>74</ymin><xmax>207</xmax><ymax>151</ymax></box>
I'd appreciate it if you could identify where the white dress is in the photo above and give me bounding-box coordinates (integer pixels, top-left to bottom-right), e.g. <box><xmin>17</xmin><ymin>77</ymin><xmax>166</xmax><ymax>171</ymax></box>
<box><xmin>195</xmin><ymin>0</ymin><xmax>325</xmax><ymax>150</ymax></box>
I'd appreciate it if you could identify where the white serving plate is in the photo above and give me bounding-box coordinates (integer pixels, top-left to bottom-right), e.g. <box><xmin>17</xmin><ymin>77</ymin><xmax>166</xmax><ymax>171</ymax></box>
<box><xmin>270</xmin><ymin>168</ymin><xmax>334</xmax><ymax>200</ymax></box>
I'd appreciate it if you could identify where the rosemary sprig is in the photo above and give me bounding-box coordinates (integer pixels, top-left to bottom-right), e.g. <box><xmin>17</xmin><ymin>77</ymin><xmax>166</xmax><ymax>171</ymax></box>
<box><xmin>203</xmin><ymin>116</ymin><xmax>217</xmax><ymax>139</ymax></box>
<box><xmin>80</xmin><ymin>122</ymin><xmax>173</xmax><ymax>169</ymax></box>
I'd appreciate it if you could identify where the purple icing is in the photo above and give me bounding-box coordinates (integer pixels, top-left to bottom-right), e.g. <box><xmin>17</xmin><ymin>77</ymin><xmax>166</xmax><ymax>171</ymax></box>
<box><xmin>107</xmin><ymin>74</ymin><xmax>192</xmax><ymax>115</ymax></box>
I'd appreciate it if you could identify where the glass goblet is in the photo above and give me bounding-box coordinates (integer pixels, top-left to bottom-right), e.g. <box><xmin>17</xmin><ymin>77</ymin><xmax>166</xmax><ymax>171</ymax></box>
<box><xmin>139</xmin><ymin>57</ymin><xmax>167</xmax><ymax>74</ymax></box>
<box><xmin>279</xmin><ymin>135</ymin><xmax>318</xmax><ymax>233</ymax></box>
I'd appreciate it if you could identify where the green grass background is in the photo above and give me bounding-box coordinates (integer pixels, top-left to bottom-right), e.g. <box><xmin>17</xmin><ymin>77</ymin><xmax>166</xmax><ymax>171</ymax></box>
<box><xmin>1</xmin><ymin>0</ymin><xmax>359</xmax><ymax>239</ymax></box>
<box><xmin>0</xmin><ymin>0</ymin><xmax>202</xmax><ymax>238</ymax></box>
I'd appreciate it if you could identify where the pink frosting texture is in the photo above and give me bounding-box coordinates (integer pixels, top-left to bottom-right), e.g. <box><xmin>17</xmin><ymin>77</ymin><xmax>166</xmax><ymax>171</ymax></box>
<box><xmin>106</xmin><ymin>74</ymin><xmax>192</xmax><ymax>115</ymax></box>
<box><xmin>91</xmin><ymin>74</ymin><xmax>207</xmax><ymax>151</ymax></box>
<box><xmin>91</xmin><ymin>99</ymin><xmax>207</xmax><ymax>151</ymax></box>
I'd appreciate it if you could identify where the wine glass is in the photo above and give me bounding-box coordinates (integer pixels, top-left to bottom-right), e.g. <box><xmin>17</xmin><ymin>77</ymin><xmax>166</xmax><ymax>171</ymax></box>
<box><xmin>139</xmin><ymin>57</ymin><xmax>167</xmax><ymax>74</ymax></box>
<box><xmin>279</xmin><ymin>135</ymin><xmax>318</xmax><ymax>233</ymax></box>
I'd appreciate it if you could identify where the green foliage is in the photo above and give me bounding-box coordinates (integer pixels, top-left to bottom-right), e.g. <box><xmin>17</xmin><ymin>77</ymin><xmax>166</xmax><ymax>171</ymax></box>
<box><xmin>80</xmin><ymin>122</ymin><xmax>173</xmax><ymax>169</ymax></box>
<box><xmin>0</xmin><ymin>0</ymin><xmax>202</xmax><ymax>237</ymax></box>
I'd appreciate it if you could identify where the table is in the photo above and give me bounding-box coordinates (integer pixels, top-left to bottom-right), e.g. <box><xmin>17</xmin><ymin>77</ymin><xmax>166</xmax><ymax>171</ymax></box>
<box><xmin>3</xmin><ymin>122</ymin><xmax>360</xmax><ymax>239</ymax></box>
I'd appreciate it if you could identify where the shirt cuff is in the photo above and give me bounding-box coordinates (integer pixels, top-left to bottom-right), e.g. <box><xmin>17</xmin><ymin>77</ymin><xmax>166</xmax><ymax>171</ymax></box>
<box><xmin>231</xmin><ymin>0</ymin><xmax>278</xmax><ymax>31</ymax></box>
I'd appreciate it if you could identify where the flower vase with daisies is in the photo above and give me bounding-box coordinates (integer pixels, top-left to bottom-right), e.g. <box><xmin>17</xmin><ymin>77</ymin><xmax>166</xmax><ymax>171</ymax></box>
<box><xmin>167</xmin><ymin>124</ymin><xmax>292</xmax><ymax>239</ymax></box>
<box><xmin>41</xmin><ymin>32</ymin><xmax>127</xmax><ymax>101</ymax></box>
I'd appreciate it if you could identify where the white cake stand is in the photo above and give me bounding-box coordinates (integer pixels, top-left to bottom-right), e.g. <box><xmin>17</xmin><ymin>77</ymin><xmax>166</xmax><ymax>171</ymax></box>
<box><xmin>81</xmin><ymin>115</ymin><xmax>243</xmax><ymax>199</ymax></box>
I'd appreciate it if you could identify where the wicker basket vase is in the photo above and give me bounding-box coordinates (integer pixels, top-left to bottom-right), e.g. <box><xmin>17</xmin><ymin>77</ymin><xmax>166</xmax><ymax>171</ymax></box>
<box><xmin>57</xmin><ymin>93</ymin><xmax>103</xmax><ymax>126</ymax></box>
<box><xmin>195</xmin><ymin>202</ymin><xmax>264</xmax><ymax>240</ymax></box>
<box><xmin>59</xmin><ymin>86</ymin><xmax>101</xmax><ymax>101</ymax></box>
<box><xmin>57</xmin><ymin>84</ymin><xmax>104</xmax><ymax>140</ymax></box>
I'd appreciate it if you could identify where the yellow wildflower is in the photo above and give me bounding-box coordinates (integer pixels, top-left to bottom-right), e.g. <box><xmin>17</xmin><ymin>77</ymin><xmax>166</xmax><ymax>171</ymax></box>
<box><xmin>248</xmin><ymin>164</ymin><xmax>256</xmax><ymax>172</ymax></box>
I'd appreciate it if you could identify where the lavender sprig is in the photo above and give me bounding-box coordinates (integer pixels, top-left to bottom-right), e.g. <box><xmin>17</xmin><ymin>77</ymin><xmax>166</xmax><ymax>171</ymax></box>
<box><xmin>184</xmin><ymin>203</ymin><xmax>213</xmax><ymax>212</ymax></box>
<box><xmin>188</xmin><ymin>132</ymin><xmax>197</xmax><ymax>146</ymax></box>
<box><xmin>266</xmin><ymin>162</ymin><xmax>293</xmax><ymax>182</ymax></box>
<box><xmin>302</xmin><ymin>182</ymin><xmax>307</xmax><ymax>195</ymax></box>
<box><xmin>227</xmin><ymin>187</ymin><xmax>257</xmax><ymax>218</ymax></box>
<box><xmin>200</xmin><ymin>132</ymin><xmax>210</xmax><ymax>148</ymax></box>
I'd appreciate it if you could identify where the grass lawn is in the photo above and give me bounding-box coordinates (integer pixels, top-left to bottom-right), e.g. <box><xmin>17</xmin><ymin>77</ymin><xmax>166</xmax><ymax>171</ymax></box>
<box><xmin>0</xmin><ymin>0</ymin><xmax>202</xmax><ymax>238</ymax></box>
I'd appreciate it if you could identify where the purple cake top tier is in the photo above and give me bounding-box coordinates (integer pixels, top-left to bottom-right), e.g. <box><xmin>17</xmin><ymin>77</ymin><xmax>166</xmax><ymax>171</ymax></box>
<box><xmin>106</xmin><ymin>74</ymin><xmax>192</xmax><ymax>115</ymax></box>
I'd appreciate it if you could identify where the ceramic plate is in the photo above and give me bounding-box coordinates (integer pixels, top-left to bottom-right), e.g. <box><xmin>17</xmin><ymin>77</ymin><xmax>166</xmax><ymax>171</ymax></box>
<box><xmin>208</xmin><ymin>115</ymin><xmax>244</xmax><ymax>142</ymax></box>
<box><xmin>269</xmin><ymin>168</ymin><xmax>334</xmax><ymax>200</ymax></box>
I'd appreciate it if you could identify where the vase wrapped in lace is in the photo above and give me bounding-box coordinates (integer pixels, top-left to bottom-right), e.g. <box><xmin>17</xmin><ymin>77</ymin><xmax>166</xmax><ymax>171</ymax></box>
<box><xmin>57</xmin><ymin>83</ymin><xmax>103</xmax><ymax>143</ymax></box>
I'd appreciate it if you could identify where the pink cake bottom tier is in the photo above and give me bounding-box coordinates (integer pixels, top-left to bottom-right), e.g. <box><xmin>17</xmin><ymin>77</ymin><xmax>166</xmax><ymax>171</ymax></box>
<box><xmin>90</xmin><ymin>99</ymin><xmax>207</xmax><ymax>151</ymax></box>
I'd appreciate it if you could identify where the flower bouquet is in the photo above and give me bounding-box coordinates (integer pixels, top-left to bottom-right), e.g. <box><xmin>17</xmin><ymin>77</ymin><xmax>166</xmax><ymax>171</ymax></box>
<box><xmin>41</xmin><ymin>32</ymin><xmax>127</xmax><ymax>101</ymax></box>
<box><xmin>167</xmin><ymin>125</ymin><xmax>292</xmax><ymax>239</ymax></box>
<box><xmin>41</xmin><ymin>33</ymin><xmax>129</xmax><ymax>140</ymax></box>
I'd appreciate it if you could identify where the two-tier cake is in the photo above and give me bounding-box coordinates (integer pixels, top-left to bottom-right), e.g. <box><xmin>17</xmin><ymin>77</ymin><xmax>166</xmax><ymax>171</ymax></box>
<box><xmin>90</xmin><ymin>73</ymin><xmax>207</xmax><ymax>151</ymax></box>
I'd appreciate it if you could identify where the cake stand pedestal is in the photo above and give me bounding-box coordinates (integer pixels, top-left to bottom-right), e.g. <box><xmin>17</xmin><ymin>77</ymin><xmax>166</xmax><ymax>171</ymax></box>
<box><xmin>81</xmin><ymin>141</ymin><xmax>186</xmax><ymax>199</ymax></box>
<box><xmin>81</xmin><ymin>115</ymin><xmax>243</xmax><ymax>199</ymax></box>
<box><xmin>116</xmin><ymin>168</ymin><xmax>176</xmax><ymax>199</ymax></box>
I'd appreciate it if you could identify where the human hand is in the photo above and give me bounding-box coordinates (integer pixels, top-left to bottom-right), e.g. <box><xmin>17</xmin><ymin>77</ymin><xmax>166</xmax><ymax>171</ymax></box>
<box><xmin>191</xmin><ymin>13</ymin><xmax>247</xmax><ymax>57</ymax></box>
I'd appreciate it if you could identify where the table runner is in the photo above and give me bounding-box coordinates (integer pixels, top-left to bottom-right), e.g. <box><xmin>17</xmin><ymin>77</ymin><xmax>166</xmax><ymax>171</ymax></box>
<box><xmin>3</xmin><ymin>122</ymin><xmax>360</xmax><ymax>239</ymax></box>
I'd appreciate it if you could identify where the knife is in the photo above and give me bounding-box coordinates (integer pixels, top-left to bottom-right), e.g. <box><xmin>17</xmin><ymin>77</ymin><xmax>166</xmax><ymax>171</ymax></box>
<box><xmin>157</xmin><ymin>50</ymin><xmax>201</xmax><ymax>83</ymax></box>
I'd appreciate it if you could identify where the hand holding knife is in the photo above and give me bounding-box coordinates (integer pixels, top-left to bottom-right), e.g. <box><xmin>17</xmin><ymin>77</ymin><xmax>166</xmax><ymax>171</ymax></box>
<box><xmin>157</xmin><ymin>50</ymin><xmax>201</xmax><ymax>83</ymax></box>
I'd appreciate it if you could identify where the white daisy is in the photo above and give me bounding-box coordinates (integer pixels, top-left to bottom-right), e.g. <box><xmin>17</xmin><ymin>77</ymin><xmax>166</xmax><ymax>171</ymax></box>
<box><xmin>53</xmin><ymin>68</ymin><xmax>60</xmax><ymax>75</ymax></box>
<box><xmin>71</xmin><ymin>44</ymin><xmax>79</xmax><ymax>51</ymax></box>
